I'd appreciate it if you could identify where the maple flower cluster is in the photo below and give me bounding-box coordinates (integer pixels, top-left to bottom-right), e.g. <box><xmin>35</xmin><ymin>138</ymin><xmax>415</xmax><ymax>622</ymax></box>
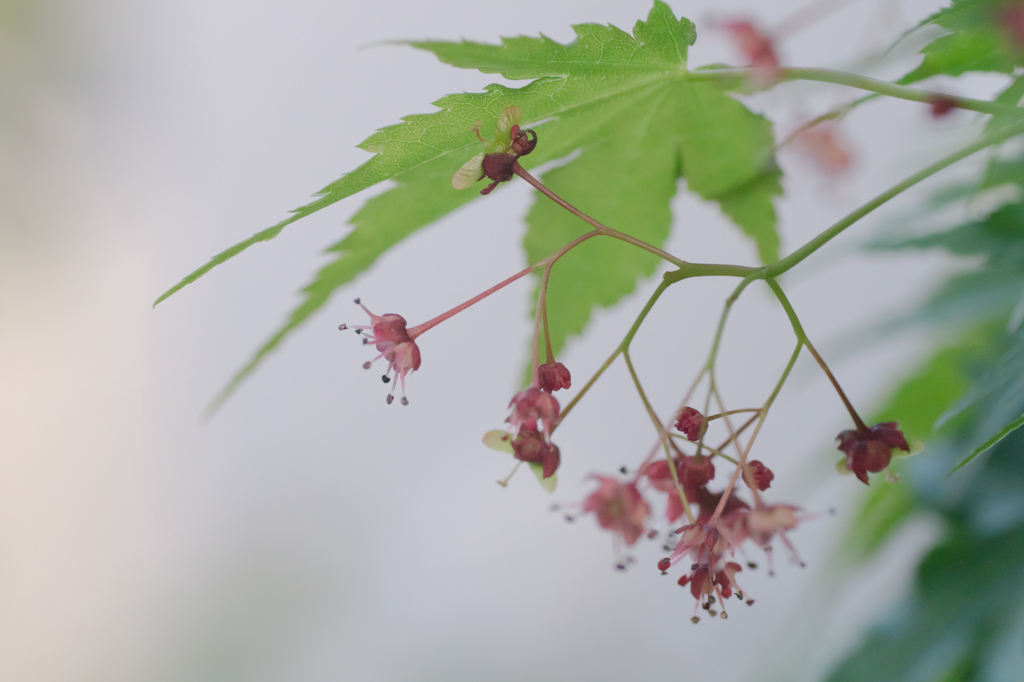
<box><xmin>336</xmin><ymin>101</ymin><xmax>912</xmax><ymax>624</ymax></box>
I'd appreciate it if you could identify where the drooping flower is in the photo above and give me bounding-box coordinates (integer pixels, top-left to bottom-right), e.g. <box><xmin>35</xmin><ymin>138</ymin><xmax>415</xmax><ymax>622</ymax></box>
<box><xmin>836</xmin><ymin>421</ymin><xmax>910</xmax><ymax>485</ymax></box>
<box><xmin>674</xmin><ymin>406</ymin><xmax>706</xmax><ymax>441</ymax></box>
<box><xmin>720</xmin><ymin>503</ymin><xmax>805</xmax><ymax>574</ymax></box>
<box><xmin>507</xmin><ymin>387</ymin><xmax>560</xmax><ymax>437</ymax></box>
<box><xmin>510</xmin><ymin>427</ymin><xmax>561</xmax><ymax>479</ymax></box>
<box><xmin>583</xmin><ymin>476</ymin><xmax>650</xmax><ymax>545</ymax></box>
<box><xmin>644</xmin><ymin>455</ymin><xmax>716</xmax><ymax>521</ymax></box>
<box><xmin>538</xmin><ymin>362</ymin><xmax>572</xmax><ymax>392</ymax></box>
<box><xmin>339</xmin><ymin>299</ymin><xmax>422</xmax><ymax>405</ymax></box>
<box><xmin>452</xmin><ymin>106</ymin><xmax>538</xmax><ymax>195</ymax></box>
<box><xmin>722</xmin><ymin>19</ymin><xmax>780</xmax><ymax>85</ymax></box>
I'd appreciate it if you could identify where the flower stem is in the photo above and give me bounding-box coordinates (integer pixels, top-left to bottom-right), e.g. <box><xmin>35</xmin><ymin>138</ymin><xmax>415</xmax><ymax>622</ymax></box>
<box><xmin>624</xmin><ymin>350</ymin><xmax>695</xmax><ymax>524</ymax></box>
<box><xmin>710</xmin><ymin>341</ymin><xmax>803</xmax><ymax>524</ymax></box>
<box><xmin>553</xmin><ymin>279</ymin><xmax>671</xmax><ymax>430</ymax></box>
<box><xmin>686</xmin><ymin>67</ymin><xmax>1024</xmax><ymax>119</ymax></box>
<box><xmin>410</xmin><ymin>231</ymin><xmax>597</xmax><ymax>338</ymax></box>
<box><xmin>766</xmin><ymin>277</ymin><xmax>868</xmax><ymax>432</ymax></box>
<box><xmin>513</xmin><ymin>162</ymin><xmax>687</xmax><ymax>268</ymax></box>
<box><xmin>767</xmin><ymin>119</ymin><xmax>1024</xmax><ymax>279</ymax></box>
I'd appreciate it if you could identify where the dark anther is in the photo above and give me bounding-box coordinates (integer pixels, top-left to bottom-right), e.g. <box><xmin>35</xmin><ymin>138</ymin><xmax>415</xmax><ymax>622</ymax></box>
<box><xmin>616</xmin><ymin>563</ymin><xmax>626</xmax><ymax>571</ymax></box>
<box><xmin>338</xmin><ymin>324</ymin><xmax>348</xmax><ymax>331</ymax></box>
<box><xmin>707</xmin><ymin>596</ymin><xmax>716</xmax><ymax>605</ymax></box>
<box><xmin>691</xmin><ymin>616</ymin><xmax>700</xmax><ymax>624</ymax></box>
<box><xmin>353</xmin><ymin>298</ymin><xmax>361</xmax><ymax>304</ymax></box>
<box><xmin>386</xmin><ymin>395</ymin><xmax>394</xmax><ymax>405</ymax></box>
<box><xmin>619</xmin><ymin>466</ymin><xmax>628</xmax><ymax>474</ymax></box>
<box><xmin>362</xmin><ymin>361</ymin><xmax>372</xmax><ymax>370</ymax></box>
<box><xmin>746</xmin><ymin>599</ymin><xmax>755</xmax><ymax>606</ymax></box>
<box><xmin>400</xmin><ymin>397</ymin><xmax>409</xmax><ymax>406</ymax></box>
<box><xmin>381</xmin><ymin>375</ymin><xmax>391</xmax><ymax>384</ymax></box>
<box><xmin>747</xmin><ymin>562</ymin><xmax>757</xmax><ymax>569</ymax></box>
<box><xmin>736</xmin><ymin>592</ymin><xmax>744</xmax><ymax>601</ymax></box>
<box><xmin>691</xmin><ymin>563</ymin><xmax>700</xmax><ymax>571</ymax></box>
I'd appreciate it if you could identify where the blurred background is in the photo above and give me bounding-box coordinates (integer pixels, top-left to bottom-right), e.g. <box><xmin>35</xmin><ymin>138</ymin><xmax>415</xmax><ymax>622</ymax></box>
<box><xmin>0</xmin><ymin>0</ymin><xmax>1002</xmax><ymax>680</ymax></box>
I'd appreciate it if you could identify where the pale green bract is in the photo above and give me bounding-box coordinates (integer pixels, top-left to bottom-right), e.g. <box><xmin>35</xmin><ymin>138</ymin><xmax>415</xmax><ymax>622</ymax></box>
<box><xmin>156</xmin><ymin>2</ymin><xmax>782</xmax><ymax>410</ymax></box>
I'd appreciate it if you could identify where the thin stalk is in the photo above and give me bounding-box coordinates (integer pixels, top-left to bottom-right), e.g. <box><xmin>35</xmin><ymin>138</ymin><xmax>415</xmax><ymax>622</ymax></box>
<box><xmin>513</xmin><ymin>163</ymin><xmax>687</xmax><ymax>268</ymax></box>
<box><xmin>624</xmin><ymin>350</ymin><xmax>695</xmax><ymax>524</ymax></box>
<box><xmin>710</xmin><ymin>341</ymin><xmax>803</xmax><ymax>524</ymax></box>
<box><xmin>767</xmin><ymin>119</ymin><xmax>1024</xmax><ymax>278</ymax></box>
<box><xmin>766</xmin><ymin>277</ymin><xmax>867</xmax><ymax>432</ymax></box>
<box><xmin>685</xmin><ymin>67</ymin><xmax>1023</xmax><ymax>118</ymax></box>
<box><xmin>554</xmin><ymin>279</ymin><xmax>671</xmax><ymax>430</ymax></box>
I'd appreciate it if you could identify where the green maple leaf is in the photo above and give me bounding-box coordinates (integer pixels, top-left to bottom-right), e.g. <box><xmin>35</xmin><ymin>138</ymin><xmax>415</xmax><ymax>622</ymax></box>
<box><xmin>899</xmin><ymin>0</ymin><xmax>1024</xmax><ymax>84</ymax></box>
<box><xmin>157</xmin><ymin>1</ymin><xmax>781</xmax><ymax>409</ymax></box>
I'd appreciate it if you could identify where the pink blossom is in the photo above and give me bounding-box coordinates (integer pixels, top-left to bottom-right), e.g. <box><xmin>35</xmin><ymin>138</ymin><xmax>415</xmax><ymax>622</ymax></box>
<box><xmin>794</xmin><ymin>125</ymin><xmax>853</xmax><ymax>175</ymax></box>
<box><xmin>538</xmin><ymin>362</ymin><xmax>571</xmax><ymax>392</ymax></box>
<box><xmin>674</xmin><ymin>407</ymin><xmax>706</xmax><ymax>441</ymax></box>
<box><xmin>583</xmin><ymin>476</ymin><xmax>650</xmax><ymax>545</ymax></box>
<box><xmin>340</xmin><ymin>299</ymin><xmax>422</xmax><ymax>405</ymax></box>
<box><xmin>720</xmin><ymin>503</ymin><xmax>805</xmax><ymax>574</ymax></box>
<box><xmin>507</xmin><ymin>387</ymin><xmax>560</xmax><ymax>436</ymax></box>
<box><xmin>723</xmin><ymin>20</ymin><xmax>780</xmax><ymax>85</ymax></box>
<box><xmin>645</xmin><ymin>455</ymin><xmax>716</xmax><ymax>522</ymax></box>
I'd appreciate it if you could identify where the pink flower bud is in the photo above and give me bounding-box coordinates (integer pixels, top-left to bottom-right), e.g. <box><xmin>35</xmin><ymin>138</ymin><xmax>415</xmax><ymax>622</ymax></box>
<box><xmin>743</xmin><ymin>460</ymin><xmax>774</xmax><ymax>491</ymax></box>
<box><xmin>674</xmin><ymin>407</ymin><xmax>706</xmax><ymax>441</ymax></box>
<box><xmin>538</xmin><ymin>362</ymin><xmax>571</xmax><ymax>392</ymax></box>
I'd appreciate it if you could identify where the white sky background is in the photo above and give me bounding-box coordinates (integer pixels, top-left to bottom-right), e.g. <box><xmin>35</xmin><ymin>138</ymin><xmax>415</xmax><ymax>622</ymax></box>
<box><xmin>0</xmin><ymin>0</ymin><xmax>1003</xmax><ymax>680</ymax></box>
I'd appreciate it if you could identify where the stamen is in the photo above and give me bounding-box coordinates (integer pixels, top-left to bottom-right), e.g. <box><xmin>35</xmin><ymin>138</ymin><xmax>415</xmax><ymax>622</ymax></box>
<box><xmin>338</xmin><ymin>324</ymin><xmax>348</xmax><ymax>331</ymax></box>
<box><xmin>386</xmin><ymin>395</ymin><xmax>394</xmax><ymax>405</ymax></box>
<box><xmin>400</xmin><ymin>397</ymin><xmax>409</xmax><ymax>406</ymax></box>
<box><xmin>690</xmin><ymin>616</ymin><xmax>700</xmax><ymax>624</ymax></box>
<box><xmin>382</xmin><ymin>375</ymin><xmax>391</xmax><ymax>384</ymax></box>
<box><xmin>353</xmin><ymin>298</ymin><xmax>361</xmax><ymax>304</ymax></box>
<box><xmin>720</xmin><ymin>612</ymin><xmax>728</xmax><ymax>620</ymax></box>
<box><xmin>362</xmin><ymin>361</ymin><xmax>372</xmax><ymax>370</ymax></box>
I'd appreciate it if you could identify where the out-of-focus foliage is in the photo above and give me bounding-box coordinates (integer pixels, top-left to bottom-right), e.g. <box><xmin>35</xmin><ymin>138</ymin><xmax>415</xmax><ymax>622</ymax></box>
<box><xmin>830</xmin><ymin>2</ymin><xmax>1024</xmax><ymax>678</ymax></box>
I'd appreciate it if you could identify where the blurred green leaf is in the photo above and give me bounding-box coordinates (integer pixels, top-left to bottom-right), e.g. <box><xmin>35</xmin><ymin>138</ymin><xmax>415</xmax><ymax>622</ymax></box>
<box><xmin>951</xmin><ymin>412</ymin><xmax>1024</xmax><ymax>473</ymax></box>
<box><xmin>900</xmin><ymin>0</ymin><xmax>1024</xmax><ymax>84</ymax></box>
<box><xmin>827</xmin><ymin>526</ymin><xmax>1024</xmax><ymax>682</ymax></box>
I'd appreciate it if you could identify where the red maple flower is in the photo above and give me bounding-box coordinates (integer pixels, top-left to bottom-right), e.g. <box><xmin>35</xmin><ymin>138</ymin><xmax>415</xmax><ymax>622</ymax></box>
<box><xmin>645</xmin><ymin>455</ymin><xmax>716</xmax><ymax>521</ymax></box>
<box><xmin>743</xmin><ymin>460</ymin><xmax>774</xmax><ymax>491</ymax></box>
<box><xmin>538</xmin><ymin>362</ymin><xmax>572</xmax><ymax>392</ymax></box>
<box><xmin>507</xmin><ymin>387</ymin><xmax>560</xmax><ymax>436</ymax></box>
<box><xmin>341</xmin><ymin>299</ymin><xmax>422</xmax><ymax>405</ymax></box>
<box><xmin>583</xmin><ymin>476</ymin><xmax>650</xmax><ymax>545</ymax></box>
<box><xmin>836</xmin><ymin>421</ymin><xmax>910</xmax><ymax>484</ymax></box>
<box><xmin>674</xmin><ymin>406</ymin><xmax>706</xmax><ymax>441</ymax></box>
<box><xmin>510</xmin><ymin>427</ymin><xmax>561</xmax><ymax>479</ymax></box>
